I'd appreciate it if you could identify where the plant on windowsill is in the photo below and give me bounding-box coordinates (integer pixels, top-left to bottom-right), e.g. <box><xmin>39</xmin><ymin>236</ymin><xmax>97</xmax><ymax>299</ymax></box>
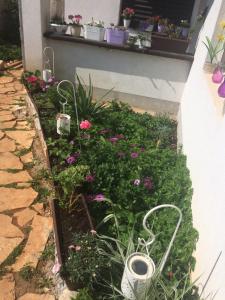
<box><xmin>83</xmin><ymin>19</ymin><xmax>105</xmax><ymax>42</ymax></box>
<box><xmin>157</xmin><ymin>18</ymin><xmax>168</xmax><ymax>34</ymax></box>
<box><xmin>50</xmin><ymin>15</ymin><xmax>67</xmax><ymax>34</ymax></box>
<box><xmin>122</xmin><ymin>7</ymin><xmax>135</xmax><ymax>29</ymax></box>
<box><xmin>68</xmin><ymin>14</ymin><xmax>82</xmax><ymax>37</ymax></box>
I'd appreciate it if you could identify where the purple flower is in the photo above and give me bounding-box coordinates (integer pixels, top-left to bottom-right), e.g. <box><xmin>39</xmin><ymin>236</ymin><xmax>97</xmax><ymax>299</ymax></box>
<box><xmin>66</xmin><ymin>155</ymin><xmax>76</xmax><ymax>164</ymax></box>
<box><xmin>109</xmin><ymin>137</ymin><xmax>119</xmax><ymax>143</ymax></box>
<box><xmin>144</xmin><ymin>177</ymin><xmax>153</xmax><ymax>191</ymax></box>
<box><xmin>133</xmin><ymin>179</ymin><xmax>141</xmax><ymax>186</ymax></box>
<box><xmin>115</xmin><ymin>134</ymin><xmax>125</xmax><ymax>140</ymax></box>
<box><xmin>68</xmin><ymin>14</ymin><xmax>74</xmax><ymax>20</ymax></box>
<box><xmin>117</xmin><ymin>152</ymin><xmax>125</xmax><ymax>158</ymax></box>
<box><xmin>85</xmin><ymin>174</ymin><xmax>95</xmax><ymax>183</ymax></box>
<box><xmin>131</xmin><ymin>152</ymin><xmax>139</xmax><ymax>159</ymax></box>
<box><xmin>94</xmin><ymin>194</ymin><xmax>105</xmax><ymax>202</ymax></box>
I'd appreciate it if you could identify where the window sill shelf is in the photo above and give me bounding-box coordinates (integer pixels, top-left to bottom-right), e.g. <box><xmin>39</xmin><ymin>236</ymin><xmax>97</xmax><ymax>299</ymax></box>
<box><xmin>44</xmin><ymin>32</ymin><xmax>194</xmax><ymax>62</ymax></box>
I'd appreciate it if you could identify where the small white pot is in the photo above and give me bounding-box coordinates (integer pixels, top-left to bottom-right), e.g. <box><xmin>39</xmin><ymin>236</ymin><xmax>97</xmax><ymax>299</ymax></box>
<box><xmin>138</xmin><ymin>39</ymin><xmax>144</xmax><ymax>49</ymax></box>
<box><xmin>43</xmin><ymin>69</ymin><xmax>52</xmax><ymax>82</ymax></box>
<box><xmin>142</xmin><ymin>40</ymin><xmax>151</xmax><ymax>48</ymax></box>
<box><xmin>56</xmin><ymin>113</ymin><xmax>71</xmax><ymax>135</ymax></box>
<box><xmin>51</xmin><ymin>24</ymin><xmax>67</xmax><ymax>34</ymax></box>
<box><xmin>83</xmin><ymin>25</ymin><xmax>105</xmax><ymax>41</ymax></box>
<box><xmin>121</xmin><ymin>252</ymin><xmax>155</xmax><ymax>300</ymax></box>
<box><xmin>123</xmin><ymin>19</ymin><xmax>131</xmax><ymax>29</ymax></box>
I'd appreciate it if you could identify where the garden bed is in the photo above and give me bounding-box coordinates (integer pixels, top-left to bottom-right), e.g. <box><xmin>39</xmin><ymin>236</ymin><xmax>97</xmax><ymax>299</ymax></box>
<box><xmin>22</xmin><ymin>71</ymin><xmax>199</xmax><ymax>299</ymax></box>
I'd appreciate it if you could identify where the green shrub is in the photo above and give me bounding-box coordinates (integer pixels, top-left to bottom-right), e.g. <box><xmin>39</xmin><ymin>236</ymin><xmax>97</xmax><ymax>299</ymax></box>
<box><xmin>63</xmin><ymin>233</ymin><xmax>109</xmax><ymax>288</ymax></box>
<box><xmin>75</xmin><ymin>288</ymin><xmax>94</xmax><ymax>300</ymax></box>
<box><xmin>0</xmin><ymin>44</ymin><xmax>21</xmax><ymax>61</ymax></box>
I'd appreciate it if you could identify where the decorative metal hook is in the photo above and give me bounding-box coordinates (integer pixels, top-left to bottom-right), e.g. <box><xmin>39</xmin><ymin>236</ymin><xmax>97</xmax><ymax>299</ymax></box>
<box><xmin>43</xmin><ymin>46</ymin><xmax>55</xmax><ymax>76</ymax></box>
<box><xmin>57</xmin><ymin>80</ymin><xmax>81</xmax><ymax>148</ymax></box>
<box><xmin>138</xmin><ymin>204</ymin><xmax>182</xmax><ymax>274</ymax></box>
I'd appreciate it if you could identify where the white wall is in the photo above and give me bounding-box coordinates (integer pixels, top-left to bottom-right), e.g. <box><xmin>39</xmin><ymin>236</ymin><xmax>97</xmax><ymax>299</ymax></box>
<box><xmin>64</xmin><ymin>0</ymin><xmax>121</xmax><ymax>27</ymax></box>
<box><xmin>180</xmin><ymin>0</ymin><xmax>225</xmax><ymax>298</ymax></box>
<box><xmin>47</xmin><ymin>38</ymin><xmax>191</xmax><ymax>113</ymax></box>
<box><xmin>20</xmin><ymin>0</ymin><xmax>49</xmax><ymax>71</ymax></box>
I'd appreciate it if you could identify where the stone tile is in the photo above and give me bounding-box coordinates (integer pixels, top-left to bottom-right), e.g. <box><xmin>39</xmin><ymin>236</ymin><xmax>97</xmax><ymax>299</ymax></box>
<box><xmin>0</xmin><ymin>170</ymin><xmax>32</xmax><ymax>185</ymax></box>
<box><xmin>0</xmin><ymin>274</ymin><xmax>15</xmax><ymax>300</ymax></box>
<box><xmin>0</xmin><ymin>105</ymin><xmax>13</xmax><ymax>110</ymax></box>
<box><xmin>0</xmin><ymin>110</ymin><xmax>11</xmax><ymax>116</ymax></box>
<box><xmin>14</xmin><ymin>83</ymin><xmax>23</xmax><ymax>91</ymax></box>
<box><xmin>32</xmin><ymin>203</ymin><xmax>44</xmax><ymax>215</ymax></box>
<box><xmin>6</xmin><ymin>130</ymin><xmax>35</xmax><ymax>149</ymax></box>
<box><xmin>0</xmin><ymin>130</ymin><xmax>4</xmax><ymax>139</ymax></box>
<box><xmin>0</xmin><ymin>187</ymin><xmax>38</xmax><ymax>212</ymax></box>
<box><xmin>12</xmin><ymin>215</ymin><xmax>53</xmax><ymax>271</ymax></box>
<box><xmin>0</xmin><ymin>137</ymin><xmax>16</xmax><ymax>152</ymax></box>
<box><xmin>14</xmin><ymin>208</ymin><xmax>37</xmax><ymax>227</ymax></box>
<box><xmin>0</xmin><ymin>87</ymin><xmax>16</xmax><ymax>94</ymax></box>
<box><xmin>0</xmin><ymin>120</ymin><xmax>16</xmax><ymax>129</ymax></box>
<box><xmin>0</xmin><ymin>113</ymin><xmax>15</xmax><ymax>122</ymax></box>
<box><xmin>20</xmin><ymin>152</ymin><xmax>33</xmax><ymax>164</ymax></box>
<box><xmin>0</xmin><ymin>237</ymin><xmax>23</xmax><ymax>265</ymax></box>
<box><xmin>0</xmin><ymin>152</ymin><xmax>23</xmax><ymax>169</ymax></box>
<box><xmin>18</xmin><ymin>294</ymin><xmax>55</xmax><ymax>300</ymax></box>
<box><xmin>0</xmin><ymin>214</ymin><xmax>24</xmax><ymax>238</ymax></box>
<box><xmin>8</xmin><ymin>69</ymin><xmax>23</xmax><ymax>79</ymax></box>
<box><xmin>16</xmin><ymin>121</ymin><xmax>31</xmax><ymax>130</ymax></box>
<box><xmin>0</xmin><ymin>76</ymin><xmax>14</xmax><ymax>84</ymax></box>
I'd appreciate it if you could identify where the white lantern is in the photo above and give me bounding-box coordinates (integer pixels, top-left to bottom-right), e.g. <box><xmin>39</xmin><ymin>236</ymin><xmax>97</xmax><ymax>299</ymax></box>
<box><xmin>121</xmin><ymin>204</ymin><xmax>182</xmax><ymax>300</ymax></box>
<box><xmin>43</xmin><ymin>47</ymin><xmax>55</xmax><ymax>82</ymax></box>
<box><xmin>121</xmin><ymin>252</ymin><xmax>155</xmax><ymax>300</ymax></box>
<box><xmin>56</xmin><ymin>113</ymin><xmax>71</xmax><ymax>135</ymax></box>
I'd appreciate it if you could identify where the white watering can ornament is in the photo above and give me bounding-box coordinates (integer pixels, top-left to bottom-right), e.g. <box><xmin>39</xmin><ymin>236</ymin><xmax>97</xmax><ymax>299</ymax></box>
<box><xmin>42</xmin><ymin>47</ymin><xmax>55</xmax><ymax>82</ymax></box>
<box><xmin>56</xmin><ymin>80</ymin><xmax>81</xmax><ymax>145</ymax></box>
<box><xmin>121</xmin><ymin>204</ymin><xmax>182</xmax><ymax>300</ymax></box>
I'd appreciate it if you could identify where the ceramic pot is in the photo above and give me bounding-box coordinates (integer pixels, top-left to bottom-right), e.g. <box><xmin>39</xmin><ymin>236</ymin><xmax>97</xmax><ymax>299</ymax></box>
<box><xmin>123</xmin><ymin>19</ymin><xmax>131</xmax><ymax>29</ymax></box>
<box><xmin>70</xmin><ymin>25</ymin><xmax>81</xmax><ymax>37</ymax></box>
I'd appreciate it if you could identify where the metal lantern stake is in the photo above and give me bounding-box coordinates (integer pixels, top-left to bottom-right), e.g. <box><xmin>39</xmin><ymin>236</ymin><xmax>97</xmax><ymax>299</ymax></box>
<box><xmin>121</xmin><ymin>204</ymin><xmax>183</xmax><ymax>300</ymax></box>
<box><xmin>43</xmin><ymin>47</ymin><xmax>55</xmax><ymax>82</ymax></box>
<box><xmin>56</xmin><ymin>80</ymin><xmax>81</xmax><ymax>143</ymax></box>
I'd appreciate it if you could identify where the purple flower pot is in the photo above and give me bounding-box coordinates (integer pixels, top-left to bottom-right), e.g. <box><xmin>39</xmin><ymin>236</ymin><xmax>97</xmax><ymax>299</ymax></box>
<box><xmin>106</xmin><ymin>28</ymin><xmax>129</xmax><ymax>45</ymax></box>
<box><xmin>218</xmin><ymin>78</ymin><xmax>225</xmax><ymax>97</ymax></box>
<box><xmin>212</xmin><ymin>66</ymin><xmax>223</xmax><ymax>83</ymax></box>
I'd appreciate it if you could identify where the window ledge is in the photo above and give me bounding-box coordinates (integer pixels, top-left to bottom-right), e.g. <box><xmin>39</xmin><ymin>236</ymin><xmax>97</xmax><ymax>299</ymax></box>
<box><xmin>44</xmin><ymin>32</ymin><xmax>194</xmax><ymax>62</ymax></box>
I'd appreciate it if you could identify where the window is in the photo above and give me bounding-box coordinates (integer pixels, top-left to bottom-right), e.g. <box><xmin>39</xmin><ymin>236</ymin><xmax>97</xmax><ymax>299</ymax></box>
<box><xmin>121</xmin><ymin>0</ymin><xmax>195</xmax><ymax>26</ymax></box>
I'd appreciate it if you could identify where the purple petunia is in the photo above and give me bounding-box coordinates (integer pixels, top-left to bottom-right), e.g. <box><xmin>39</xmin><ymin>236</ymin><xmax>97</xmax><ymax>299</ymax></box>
<box><xmin>144</xmin><ymin>177</ymin><xmax>153</xmax><ymax>191</ymax></box>
<box><xmin>66</xmin><ymin>156</ymin><xmax>76</xmax><ymax>165</ymax></box>
<box><xmin>85</xmin><ymin>174</ymin><xmax>95</xmax><ymax>183</ymax></box>
<box><xmin>94</xmin><ymin>194</ymin><xmax>105</xmax><ymax>202</ymax></box>
<box><xmin>109</xmin><ymin>137</ymin><xmax>119</xmax><ymax>143</ymax></box>
<box><xmin>131</xmin><ymin>152</ymin><xmax>139</xmax><ymax>159</ymax></box>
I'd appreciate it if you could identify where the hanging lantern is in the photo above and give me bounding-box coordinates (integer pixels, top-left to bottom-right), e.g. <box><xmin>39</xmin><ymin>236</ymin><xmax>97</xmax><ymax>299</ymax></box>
<box><xmin>121</xmin><ymin>204</ymin><xmax>182</xmax><ymax>300</ymax></box>
<box><xmin>56</xmin><ymin>80</ymin><xmax>81</xmax><ymax>146</ymax></box>
<box><xmin>43</xmin><ymin>47</ymin><xmax>55</xmax><ymax>83</ymax></box>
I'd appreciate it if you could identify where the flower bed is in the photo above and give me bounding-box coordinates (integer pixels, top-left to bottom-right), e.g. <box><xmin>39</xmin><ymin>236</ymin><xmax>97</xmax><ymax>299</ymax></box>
<box><xmin>22</xmin><ymin>72</ymin><xmax>199</xmax><ymax>299</ymax></box>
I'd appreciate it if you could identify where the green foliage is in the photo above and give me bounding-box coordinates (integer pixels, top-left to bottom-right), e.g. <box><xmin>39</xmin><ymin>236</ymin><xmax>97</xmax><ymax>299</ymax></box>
<box><xmin>63</xmin><ymin>232</ymin><xmax>109</xmax><ymax>288</ymax></box>
<box><xmin>40</xmin><ymin>244</ymin><xmax>55</xmax><ymax>261</ymax></box>
<box><xmin>75</xmin><ymin>288</ymin><xmax>94</xmax><ymax>300</ymax></box>
<box><xmin>19</xmin><ymin>264</ymin><xmax>35</xmax><ymax>281</ymax></box>
<box><xmin>0</xmin><ymin>43</ymin><xmax>21</xmax><ymax>61</ymax></box>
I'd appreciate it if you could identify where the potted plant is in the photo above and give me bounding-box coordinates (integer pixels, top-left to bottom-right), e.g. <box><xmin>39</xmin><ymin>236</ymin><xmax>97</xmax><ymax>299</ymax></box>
<box><xmin>122</xmin><ymin>7</ymin><xmax>135</xmax><ymax>29</ymax></box>
<box><xmin>143</xmin><ymin>16</ymin><xmax>156</xmax><ymax>32</ymax></box>
<box><xmin>180</xmin><ymin>20</ymin><xmax>190</xmax><ymax>38</ymax></box>
<box><xmin>157</xmin><ymin>18</ymin><xmax>168</xmax><ymax>33</ymax></box>
<box><xmin>83</xmin><ymin>19</ymin><xmax>105</xmax><ymax>42</ymax></box>
<box><xmin>127</xmin><ymin>35</ymin><xmax>137</xmax><ymax>48</ymax></box>
<box><xmin>50</xmin><ymin>15</ymin><xmax>67</xmax><ymax>34</ymax></box>
<box><xmin>68</xmin><ymin>14</ymin><xmax>82</xmax><ymax>37</ymax></box>
<box><xmin>106</xmin><ymin>25</ymin><xmax>129</xmax><ymax>45</ymax></box>
<box><xmin>137</xmin><ymin>33</ymin><xmax>146</xmax><ymax>49</ymax></box>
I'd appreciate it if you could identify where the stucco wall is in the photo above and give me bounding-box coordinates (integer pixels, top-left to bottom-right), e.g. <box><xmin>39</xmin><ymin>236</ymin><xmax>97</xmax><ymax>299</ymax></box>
<box><xmin>64</xmin><ymin>0</ymin><xmax>121</xmax><ymax>26</ymax></box>
<box><xmin>46</xmin><ymin>38</ymin><xmax>191</xmax><ymax>113</ymax></box>
<box><xmin>180</xmin><ymin>0</ymin><xmax>225</xmax><ymax>298</ymax></box>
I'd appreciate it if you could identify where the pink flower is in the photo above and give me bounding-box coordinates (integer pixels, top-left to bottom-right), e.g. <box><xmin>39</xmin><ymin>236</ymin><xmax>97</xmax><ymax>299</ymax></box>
<box><xmin>133</xmin><ymin>179</ymin><xmax>141</xmax><ymax>186</ymax></box>
<box><xmin>66</xmin><ymin>155</ymin><xmax>76</xmax><ymax>164</ymax></box>
<box><xmin>85</xmin><ymin>174</ymin><xmax>95</xmax><ymax>182</ymax></box>
<box><xmin>90</xmin><ymin>229</ymin><xmax>97</xmax><ymax>235</ymax></box>
<box><xmin>80</xmin><ymin>120</ymin><xmax>92</xmax><ymax>130</ymax></box>
<box><xmin>109</xmin><ymin>137</ymin><xmax>118</xmax><ymax>143</ymax></box>
<box><xmin>68</xmin><ymin>245</ymin><xmax>76</xmax><ymax>250</ymax></box>
<box><xmin>68</xmin><ymin>14</ymin><xmax>74</xmax><ymax>20</ymax></box>
<box><xmin>94</xmin><ymin>194</ymin><xmax>105</xmax><ymax>202</ymax></box>
<box><xmin>27</xmin><ymin>75</ymin><xmax>38</xmax><ymax>83</ymax></box>
<box><xmin>131</xmin><ymin>152</ymin><xmax>139</xmax><ymax>159</ymax></box>
<box><xmin>75</xmin><ymin>245</ymin><xmax>81</xmax><ymax>251</ymax></box>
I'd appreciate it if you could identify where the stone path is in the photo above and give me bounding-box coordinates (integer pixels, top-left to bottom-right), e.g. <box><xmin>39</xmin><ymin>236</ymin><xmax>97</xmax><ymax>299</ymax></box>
<box><xmin>0</xmin><ymin>69</ymin><xmax>54</xmax><ymax>299</ymax></box>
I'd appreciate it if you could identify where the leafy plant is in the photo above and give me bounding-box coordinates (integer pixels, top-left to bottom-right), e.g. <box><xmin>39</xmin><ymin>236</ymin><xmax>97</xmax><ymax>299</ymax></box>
<box><xmin>75</xmin><ymin>288</ymin><xmax>94</xmax><ymax>300</ymax></box>
<box><xmin>63</xmin><ymin>232</ymin><xmax>109</xmax><ymax>288</ymax></box>
<box><xmin>19</xmin><ymin>264</ymin><xmax>35</xmax><ymax>281</ymax></box>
